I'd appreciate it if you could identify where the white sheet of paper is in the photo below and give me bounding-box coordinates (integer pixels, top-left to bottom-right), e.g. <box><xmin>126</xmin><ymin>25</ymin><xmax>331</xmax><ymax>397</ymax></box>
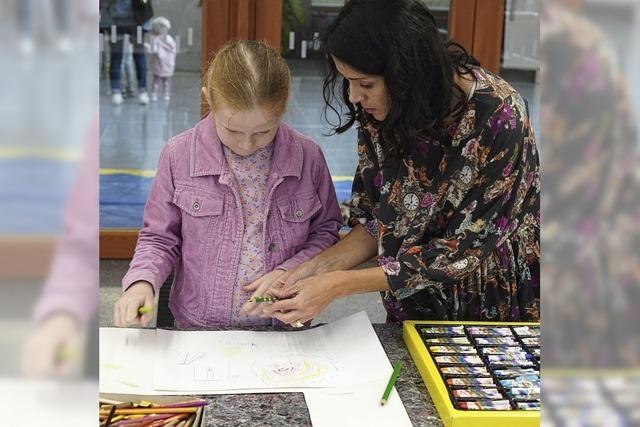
<box><xmin>304</xmin><ymin>379</ymin><xmax>412</xmax><ymax>427</ymax></box>
<box><xmin>0</xmin><ymin>379</ymin><xmax>97</xmax><ymax>426</ymax></box>
<box><xmin>153</xmin><ymin>311</ymin><xmax>391</xmax><ymax>392</ymax></box>
<box><xmin>99</xmin><ymin>327</ymin><xmax>156</xmax><ymax>394</ymax></box>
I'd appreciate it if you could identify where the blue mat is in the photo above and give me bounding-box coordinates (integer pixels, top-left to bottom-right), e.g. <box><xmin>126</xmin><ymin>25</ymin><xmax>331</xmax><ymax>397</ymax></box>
<box><xmin>0</xmin><ymin>158</ymin><xmax>75</xmax><ymax>234</ymax></box>
<box><xmin>100</xmin><ymin>174</ymin><xmax>353</xmax><ymax>229</ymax></box>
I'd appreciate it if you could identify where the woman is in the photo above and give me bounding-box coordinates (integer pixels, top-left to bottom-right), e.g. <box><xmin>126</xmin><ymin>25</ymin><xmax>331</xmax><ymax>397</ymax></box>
<box><xmin>247</xmin><ymin>0</ymin><xmax>540</xmax><ymax>324</ymax></box>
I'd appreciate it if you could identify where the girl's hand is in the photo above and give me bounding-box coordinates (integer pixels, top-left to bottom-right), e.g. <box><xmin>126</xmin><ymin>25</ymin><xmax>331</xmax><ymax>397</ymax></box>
<box><xmin>241</xmin><ymin>269</ymin><xmax>287</xmax><ymax>317</ymax></box>
<box><xmin>21</xmin><ymin>313</ymin><xmax>80</xmax><ymax>377</ymax></box>
<box><xmin>262</xmin><ymin>271</ymin><xmax>342</xmax><ymax>325</ymax></box>
<box><xmin>113</xmin><ymin>281</ymin><xmax>155</xmax><ymax>327</ymax></box>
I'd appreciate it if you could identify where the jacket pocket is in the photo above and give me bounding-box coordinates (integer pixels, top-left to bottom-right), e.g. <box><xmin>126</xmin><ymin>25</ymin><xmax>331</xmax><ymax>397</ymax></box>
<box><xmin>173</xmin><ymin>187</ymin><xmax>224</xmax><ymax>245</ymax></box>
<box><xmin>276</xmin><ymin>191</ymin><xmax>322</xmax><ymax>248</ymax></box>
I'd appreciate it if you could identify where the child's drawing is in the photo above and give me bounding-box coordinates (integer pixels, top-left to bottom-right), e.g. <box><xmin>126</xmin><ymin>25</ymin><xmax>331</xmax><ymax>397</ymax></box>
<box><xmin>173</xmin><ymin>349</ymin><xmax>207</xmax><ymax>365</ymax></box>
<box><xmin>170</xmin><ymin>348</ymin><xmax>236</xmax><ymax>382</ymax></box>
<box><xmin>253</xmin><ymin>355</ymin><xmax>339</xmax><ymax>386</ymax></box>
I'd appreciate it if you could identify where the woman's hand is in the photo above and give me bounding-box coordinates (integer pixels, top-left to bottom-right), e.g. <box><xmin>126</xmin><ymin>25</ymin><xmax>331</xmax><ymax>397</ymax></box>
<box><xmin>113</xmin><ymin>281</ymin><xmax>155</xmax><ymax>327</ymax></box>
<box><xmin>21</xmin><ymin>313</ymin><xmax>80</xmax><ymax>377</ymax></box>
<box><xmin>241</xmin><ymin>269</ymin><xmax>287</xmax><ymax>317</ymax></box>
<box><xmin>262</xmin><ymin>271</ymin><xmax>343</xmax><ymax>325</ymax></box>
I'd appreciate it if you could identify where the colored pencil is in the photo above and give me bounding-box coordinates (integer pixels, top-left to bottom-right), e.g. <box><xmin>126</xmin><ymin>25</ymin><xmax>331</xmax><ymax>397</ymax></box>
<box><xmin>380</xmin><ymin>362</ymin><xmax>402</xmax><ymax>406</ymax></box>
<box><xmin>138</xmin><ymin>306</ymin><xmax>154</xmax><ymax>314</ymax></box>
<box><xmin>248</xmin><ymin>295</ymin><xmax>279</xmax><ymax>303</ymax></box>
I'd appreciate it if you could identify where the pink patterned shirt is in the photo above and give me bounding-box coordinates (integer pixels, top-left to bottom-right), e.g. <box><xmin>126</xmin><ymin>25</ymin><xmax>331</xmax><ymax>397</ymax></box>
<box><xmin>224</xmin><ymin>144</ymin><xmax>275</xmax><ymax>326</ymax></box>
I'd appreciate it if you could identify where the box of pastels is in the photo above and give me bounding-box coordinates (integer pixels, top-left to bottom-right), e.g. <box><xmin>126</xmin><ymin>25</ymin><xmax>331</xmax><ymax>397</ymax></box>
<box><xmin>403</xmin><ymin>320</ymin><xmax>540</xmax><ymax>427</ymax></box>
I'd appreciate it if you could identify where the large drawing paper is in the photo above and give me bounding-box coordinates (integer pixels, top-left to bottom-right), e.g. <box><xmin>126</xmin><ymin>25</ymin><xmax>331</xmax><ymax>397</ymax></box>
<box><xmin>153</xmin><ymin>311</ymin><xmax>391</xmax><ymax>392</ymax></box>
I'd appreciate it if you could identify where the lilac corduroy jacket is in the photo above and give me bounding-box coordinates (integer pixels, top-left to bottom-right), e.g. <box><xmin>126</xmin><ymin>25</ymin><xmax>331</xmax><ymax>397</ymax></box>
<box><xmin>122</xmin><ymin>114</ymin><xmax>342</xmax><ymax>326</ymax></box>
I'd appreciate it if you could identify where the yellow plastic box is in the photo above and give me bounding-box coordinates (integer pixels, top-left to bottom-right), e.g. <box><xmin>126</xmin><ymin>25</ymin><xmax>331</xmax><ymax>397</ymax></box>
<box><xmin>403</xmin><ymin>320</ymin><xmax>540</xmax><ymax>427</ymax></box>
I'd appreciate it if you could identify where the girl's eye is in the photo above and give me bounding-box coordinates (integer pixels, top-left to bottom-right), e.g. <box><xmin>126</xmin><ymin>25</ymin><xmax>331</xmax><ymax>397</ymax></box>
<box><xmin>258</xmin><ymin>130</ymin><xmax>271</xmax><ymax>135</ymax></box>
<box><xmin>360</xmin><ymin>83</ymin><xmax>373</xmax><ymax>89</ymax></box>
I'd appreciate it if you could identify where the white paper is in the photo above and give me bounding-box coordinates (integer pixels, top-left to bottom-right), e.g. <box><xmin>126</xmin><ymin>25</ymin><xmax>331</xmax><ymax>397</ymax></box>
<box><xmin>0</xmin><ymin>379</ymin><xmax>96</xmax><ymax>426</ymax></box>
<box><xmin>153</xmin><ymin>311</ymin><xmax>391</xmax><ymax>392</ymax></box>
<box><xmin>304</xmin><ymin>379</ymin><xmax>412</xmax><ymax>427</ymax></box>
<box><xmin>99</xmin><ymin>327</ymin><xmax>156</xmax><ymax>394</ymax></box>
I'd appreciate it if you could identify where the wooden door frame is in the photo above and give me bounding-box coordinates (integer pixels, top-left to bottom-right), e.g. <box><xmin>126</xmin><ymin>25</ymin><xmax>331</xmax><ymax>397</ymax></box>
<box><xmin>449</xmin><ymin>0</ymin><xmax>504</xmax><ymax>74</ymax></box>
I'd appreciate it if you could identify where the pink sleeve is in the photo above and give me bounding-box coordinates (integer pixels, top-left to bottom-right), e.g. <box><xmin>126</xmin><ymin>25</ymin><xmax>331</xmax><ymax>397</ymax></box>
<box><xmin>33</xmin><ymin>120</ymin><xmax>99</xmax><ymax>325</ymax></box>
<box><xmin>121</xmin><ymin>142</ymin><xmax>182</xmax><ymax>294</ymax></box>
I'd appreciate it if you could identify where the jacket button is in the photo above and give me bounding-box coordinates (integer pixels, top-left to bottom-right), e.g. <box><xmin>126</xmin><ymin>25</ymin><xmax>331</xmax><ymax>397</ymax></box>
<box><xmin>192</xmin><ymin>201</ymin><xmax>201</xmax><ymax>211</ymax></box>
<box><xmin>268</xmin><ymin>243</ymin><xmax>276</xmax><ymax>252</ymax></box>
<box><xmin>295</xmin><ymin>209</ymin><xmax>303</xmax><ymax>218</ymax></box>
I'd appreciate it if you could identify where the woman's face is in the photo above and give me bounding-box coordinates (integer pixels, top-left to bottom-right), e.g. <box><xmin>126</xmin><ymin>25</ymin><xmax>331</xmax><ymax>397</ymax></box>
<box><xmin>212</xmin><ymin>103</ymin><xmax>280</xmax><ymax>156</ymax></box>
<box><xmin>333</xmin><ymin>56</ymin><xmax>390</xmax><ymax>121</ymax></box>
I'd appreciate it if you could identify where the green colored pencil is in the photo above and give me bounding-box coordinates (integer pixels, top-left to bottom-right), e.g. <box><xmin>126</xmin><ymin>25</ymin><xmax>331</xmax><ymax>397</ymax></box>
<box><xmin>380</xmin><ymin>361</ymin><xmax>402</xmax><ymax>406</ymax></box>
<box><xmin>138</xmin><ymin>306</ymin><xmax>154</xmax><ymax>314</ymax></box>
<box><xmin>248</xmin><ymin>295</ymin><xmax>279</xmax><ymax>303</ymax></box>
<box><xmin>54</xmin><ymin>345</ymin><xmax>75</xmax><ymax>364</ymax></box>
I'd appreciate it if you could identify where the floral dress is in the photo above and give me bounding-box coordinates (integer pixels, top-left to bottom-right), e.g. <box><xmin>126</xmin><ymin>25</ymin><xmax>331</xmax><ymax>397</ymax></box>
<box><xmin>349</xmin><ymin>67</ymin><xmax>540</xmax><ymax>322</ymax></box>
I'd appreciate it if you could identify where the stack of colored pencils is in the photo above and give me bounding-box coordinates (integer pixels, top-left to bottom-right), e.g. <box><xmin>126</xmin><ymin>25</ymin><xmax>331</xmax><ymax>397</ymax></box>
<box><xmin>99</xmin><ymin>397</ymin><xmax>206</xmax><ymax>426</ymax></box>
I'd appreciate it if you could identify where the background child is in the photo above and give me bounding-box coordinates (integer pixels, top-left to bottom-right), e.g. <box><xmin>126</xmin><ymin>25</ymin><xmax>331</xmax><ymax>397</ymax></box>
<box><xmin>114</xmin><ymin>40</ymin><xmax>342</xmax><ymax>328</ymax></box>
<box><xmin>146</xmin><ymin>16</ymin><xmax>177</xmax><ymax>101</ymax></box>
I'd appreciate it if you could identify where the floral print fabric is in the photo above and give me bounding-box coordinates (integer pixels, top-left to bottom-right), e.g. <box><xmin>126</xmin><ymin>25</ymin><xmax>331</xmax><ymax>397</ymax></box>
<box><xmin>349</xmin><ymin>67</ymin><xmax>540</xmax><ymax>322</ymax></box>
<box><xmin>225</xmin><ymin>144</ymin><xmax>275</xmax><ymax>326</ymax></box>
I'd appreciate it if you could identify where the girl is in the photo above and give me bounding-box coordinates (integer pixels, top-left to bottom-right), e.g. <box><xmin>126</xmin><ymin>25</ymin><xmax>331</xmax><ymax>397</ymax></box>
<box><xmin>114</xmin><ymin>40</ymin><xmax>342</xmax><ymax>328</ymax></box>
<box><xmin>146</xmin><ymin>16</ymin><xmax>177</xmax><ymax>101</ymax></box>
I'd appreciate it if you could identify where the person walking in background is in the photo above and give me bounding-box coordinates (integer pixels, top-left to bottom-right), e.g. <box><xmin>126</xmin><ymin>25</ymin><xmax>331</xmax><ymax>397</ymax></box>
<box><xmin>121</xmin><ymin>34</ymin><xmax>137</xmax><ymax>97</ymax></box>
<box><xmin>146</xmin><ymin>16</ymin><xmax>177</xmax><ymax>102</ymax></box>
<box><xmin>17</xmin><ymin>0</ymin><xmax>73</xmax><ymax>54</ymax></box>
<box><xmin>99</xmin><ymin>0</ymin><xmax>153</xmax><ymax>105</ymax></box>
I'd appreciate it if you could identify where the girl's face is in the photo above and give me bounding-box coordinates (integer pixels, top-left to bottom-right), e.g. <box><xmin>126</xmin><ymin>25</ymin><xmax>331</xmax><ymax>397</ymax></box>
<box><xmin>212</xmin><ymin>103</ymin><xmax>280</xmax><ymax>156</ymax></box>
<box><xmin>333</xmin><ymin>56</ymin><xmax>390</xmax><ymax>121</ymax></box>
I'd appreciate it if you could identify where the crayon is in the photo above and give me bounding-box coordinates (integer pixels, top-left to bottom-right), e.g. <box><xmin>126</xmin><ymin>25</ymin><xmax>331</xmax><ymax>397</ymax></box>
<box><xmin>420</xmin><ymin>326</ymin><xmax>465</xmax><ymax>335</ymax></box>
<box><xmin>457</xmin><ymin>400</ymin><xmax>512</xmax><ymax>410</ymax></box>
<box><xmin>428</xmin><ymin>345</ymin><xmax>477</xmax><ymax>354</ymax></box>
<box><xmin>516</xmin><ymin>402</ymin><xmax>541</xmax><ymax>410</ymax></box>
<box><xmin>452</xmin><ymin>388</ymin><xmax>504</xmax><ymax>399</ymax></box>
<box><xmin>424</xmin><ymin>337</ymin><xmax>471</xmax><ymax>345</ymax></box>
<box><xmin>446</xmin><ymin>377</ymin><xmax>495</xmax><ymax>387</ymax></box>
<box><xmin>474</xmin><ymin>337</ymin><xmax>519</xmax><ymax>346</ymax></box>
<box><xmin>465</xmin><ymin>326</ymin><xmax>513</xmax><ymax>336</ymax></box>
<box><xmin>440</xmin><ymin>366</ymin><xmax>490</xmax><ymax>376</ymax></box>
<box><xmin>434</xmin><ymin>355</ymin><xmax>484</xmax><ymax>366</ymax></box>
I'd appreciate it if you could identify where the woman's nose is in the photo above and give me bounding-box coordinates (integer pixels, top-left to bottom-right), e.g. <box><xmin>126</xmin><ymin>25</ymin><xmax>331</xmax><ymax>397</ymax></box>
<box><xmin>348</xmin><ymin>86</ymin><xmax>363</xmax><ymax>104</ymax></box>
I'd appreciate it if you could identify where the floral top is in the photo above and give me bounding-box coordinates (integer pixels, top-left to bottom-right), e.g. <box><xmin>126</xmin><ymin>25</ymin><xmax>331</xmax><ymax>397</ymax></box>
<box><xmin>348</xmin><ymin>67</ymin><xmax>540</xmax><ymax>322</ymax></box>
<box><xmin>224</xmin><ymin>144</ymin><xmax>274</xmax><ymax>326</ymax></box>
<box><xmin>541</xmin><ymin>4</ymin><xmax>639</xmax><ymax>366</ymax></box>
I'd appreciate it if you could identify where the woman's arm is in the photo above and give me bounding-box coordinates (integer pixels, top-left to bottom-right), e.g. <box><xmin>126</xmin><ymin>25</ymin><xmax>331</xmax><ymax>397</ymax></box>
<box><xmin>307</xmin><ymin>222</ymin><xmax>378</xmax><ymax>275</ymax></box>
<box><xmin>258</xmin><ymin>224</ymin><xmax>385</xmax><ymax>324</ymax></box>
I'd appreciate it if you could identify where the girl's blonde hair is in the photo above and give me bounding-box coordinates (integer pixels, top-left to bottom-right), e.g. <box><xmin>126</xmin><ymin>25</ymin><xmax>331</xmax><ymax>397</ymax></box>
<box><xmin>203</xmin><ymin>40</ymin><xmax>290</xmax><ymax>117</ymax></box>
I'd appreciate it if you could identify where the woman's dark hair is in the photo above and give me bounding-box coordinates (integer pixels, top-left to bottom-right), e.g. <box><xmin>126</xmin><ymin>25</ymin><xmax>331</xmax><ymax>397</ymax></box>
<box><xmin>322</xmin><ymin>0</ymin><xmax>479</xmax><ymax>161</ymax></box>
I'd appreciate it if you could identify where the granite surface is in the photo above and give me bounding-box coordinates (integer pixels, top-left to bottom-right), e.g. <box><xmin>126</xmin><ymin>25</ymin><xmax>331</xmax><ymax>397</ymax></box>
<box><xmin>193</xmin><ymin>324</ymin><xmax>443</xmax><ymax>427</ymax></box>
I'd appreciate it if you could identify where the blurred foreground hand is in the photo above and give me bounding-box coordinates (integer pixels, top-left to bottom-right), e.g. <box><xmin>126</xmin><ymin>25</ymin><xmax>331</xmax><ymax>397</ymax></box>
<box><xmin>21</xmin><ymin>313</ymin><xmax>81</xmax><ymax>377</ymax></box>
